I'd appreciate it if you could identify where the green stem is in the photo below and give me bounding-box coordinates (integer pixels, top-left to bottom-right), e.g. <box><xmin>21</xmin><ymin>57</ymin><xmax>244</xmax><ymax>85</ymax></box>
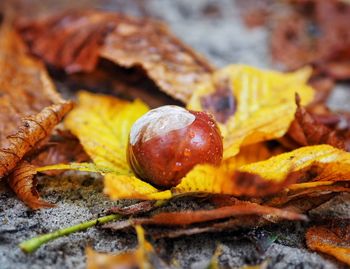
<box><xmin>19</xmin><ymin>214</ymin><xmax>121</xmax><ymax>253</ymax></box>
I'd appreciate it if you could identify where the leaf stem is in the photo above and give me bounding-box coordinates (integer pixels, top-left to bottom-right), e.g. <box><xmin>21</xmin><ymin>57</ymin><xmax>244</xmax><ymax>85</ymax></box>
<box><xmin>19</xmin><ymin>214</ymin><xmax>121</xmax><ymax>253</ymax></box>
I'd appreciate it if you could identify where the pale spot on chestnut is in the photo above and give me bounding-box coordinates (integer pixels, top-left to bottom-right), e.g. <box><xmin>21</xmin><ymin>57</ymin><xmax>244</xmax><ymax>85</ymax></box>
<box><xmin>130</xmin><ymin>105</ymin><xmax>195</xmax><ymax>145</ymax></box>
<box><xmin>127</xmin><ymin>105</ymin><xmax>223</xmax><ymax>187</ymax></box>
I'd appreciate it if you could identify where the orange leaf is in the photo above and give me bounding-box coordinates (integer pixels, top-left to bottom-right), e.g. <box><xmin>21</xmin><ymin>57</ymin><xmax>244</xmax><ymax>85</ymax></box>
<box><xmin>142</xmin><ymin>200</ymin><xmax>307</xmax><ymax>226</ymax></box>
<box><xmin>0</xmin><ymin>21</ymin><xmax>72</xmax><ymax>208</ymax></box>
<box><xmin>306</xmin><ymin>223</ymin><xmax>350</xmax><ymax>266</ymax></box>
<box><xmin>7</xmin><ymin>161</ymin><xmax>53</xmax><ymax>210</ymax></box>
<box><xmin>286</xmin><ymin>95</ymin><xmax>345</xmax><ymax>149</ymax></box>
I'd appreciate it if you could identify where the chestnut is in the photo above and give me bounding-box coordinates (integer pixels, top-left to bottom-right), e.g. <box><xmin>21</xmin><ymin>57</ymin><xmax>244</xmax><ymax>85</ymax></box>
<box><xmin>127</xmin><ymin>105</ymin><xmax>223</xmax><ymax>187</ymax></box>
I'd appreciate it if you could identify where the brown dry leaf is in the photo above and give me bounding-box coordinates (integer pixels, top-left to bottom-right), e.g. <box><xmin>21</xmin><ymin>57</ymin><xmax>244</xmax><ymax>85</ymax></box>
<box><xmin>286</xmin><ymin>95</ymin><xmax>345</xmax><ymax>150</ymax></box>
<box><xmin>8</xmin><ymin>161</ymin><xmax>52</xmax><ymax>209</ymax></box>
<box><xmin>139</xmin><ymin>200</ymin><xmax>307</xmax><ymax>226</ymax></box>
<box><xmin>306</xmin><ymin>223</ymin><xmax>350</xmax><ymax>266</ymax></box>
<box><xmin>0</xmin><ymin>21</ymin><xmax>73</xmax><ymax>208</ymax></box>
<box><xmin>102</xmin><ymin>199</ymin><xmax>306</xmax><ymax>237</ymax></box>
<box><xmin>17</xmin><ymin>10</ymin><xmax>214</xmax><ymax>103</ymax></box>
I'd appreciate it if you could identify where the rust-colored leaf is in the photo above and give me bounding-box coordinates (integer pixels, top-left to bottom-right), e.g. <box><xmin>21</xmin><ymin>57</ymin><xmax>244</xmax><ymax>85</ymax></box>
<box><xmin>18</xmin><ymin>10</ymin><xmax>214</xmax><ymax>103</ymax></box>
<box><xmin>103</xmin><ymin>200</ymin><xmax>306</xmax><ymax>238</ymax></box>
<box><xmin>141</xmin><ymin>201</ymin><xmax>307</xmax><ymax>226</ymax></box>
<box><xmin>0</xmin><ymin>21</ymin><xmax>72</xmax><ymax>208</ymax></box>
<box><xmin>7</xmin><ymin>161</ymin><xmax>53</xmax><ymax>209</ymax></box>
<box><xmin>306</xmin><ymin>222</ymin><xmax>350</xmax><ymax>266</ymax></box>
<box><xmin>286</xmin><ymin>94</ymin><xmax>345</xmax><ymax>149</ymax></box>
<box><xmin>0</xmin><ymin>21</ymin><xmax>73</xmax><ymax>178</ymax></box>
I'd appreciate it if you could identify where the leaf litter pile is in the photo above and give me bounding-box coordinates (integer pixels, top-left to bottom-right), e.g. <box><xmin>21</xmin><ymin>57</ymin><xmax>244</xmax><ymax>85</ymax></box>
<box><xmin>1</xmin><ymin>4</ymin><xmax>350</xmax><ymax>268</ymax></box>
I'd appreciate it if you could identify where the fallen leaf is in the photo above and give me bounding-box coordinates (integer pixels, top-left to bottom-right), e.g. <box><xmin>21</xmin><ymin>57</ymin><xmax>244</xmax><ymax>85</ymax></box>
<box><xmin>286</xmin><ymin>95</ymin><xmax>345</xmax><ymax>149</ymax></box>
<box><xmin>87</xmin><ymin>225</ymin><xmax>167</xmax><ymax>269</ymax></box>
<box><xmin>306</xmin><ymin>222</ymin><xmax>350</xmax><ymax>266</ymax></box>
<box><xmin>174</xmin><ymin>145</ymin><xmax>350</xmax><ymax>197</ymax></box>
<box><xmin>187</xmin><ymin>64</ymin><xmax>314</xmax><ymax>159</ymax></box>
<box><xmin>102</xmin><ymin>199</ymin><xmax>306</xmax><ymax>238</ymax></box>
<box><xmin>239</xmin><ymin>145</ymin><xmax>350</xmax><ymax>183</ymax></box>
<box><xmin>8</xmin><ymin>161</ymin><xmax>53</xmax><ymax>209</ymax></box>
<box><xmin>0</xmin><ymin>20</ymin><xmax>73</xmax><ymax>208</ymax></box>
<box><xmin>139</xmin><ymin>201</ymin><xmax>307</xmax><ymax>226</ymax></box>
<box><xmin>17</xmin><ymin>10</ymin><xmax>214</xmax><ymax>103</ymax></box>
<box><xmin>65</xmin><ymin>91</ymin><xmax>148</xmax><ymax>174</ymax></box>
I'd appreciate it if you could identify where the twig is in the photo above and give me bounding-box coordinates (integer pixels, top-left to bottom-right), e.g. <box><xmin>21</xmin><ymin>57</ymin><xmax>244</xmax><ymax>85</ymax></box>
<box><xmin>19</xmin><ymin>214</ymin><xmax>121</xmax><ymax>253</ymax></box>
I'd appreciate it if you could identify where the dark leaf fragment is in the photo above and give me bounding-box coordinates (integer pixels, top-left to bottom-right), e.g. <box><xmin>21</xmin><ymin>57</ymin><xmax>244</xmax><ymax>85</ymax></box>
<box><xmin>285</xmin><ymin>95</ymin><xmax>345</xmax><ymax>149</ymax></box>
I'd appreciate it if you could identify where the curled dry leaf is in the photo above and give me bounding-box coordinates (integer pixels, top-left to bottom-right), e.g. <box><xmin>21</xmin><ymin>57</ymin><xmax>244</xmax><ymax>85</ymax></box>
<box><xmin>285</xmin><ymin>95</ymin><xmax>345</xmax><ymax>150</ymax></box>
<box><xmin>8</xmin><ymin>161</ymin><xmax>53</xmax><ymax>209</ymax></box>
<box><xmin>187</xmin><ymin>65</ymin><xmax>314</xmax><ymax>159</ymax></box>
<box><xmin>0</xmin><ymin>22</ymin><xmax>73</xmax><ymax>208</ymax></box>
<box><xmin>306</xmin><ymin>222</ymin><xmax>350</xmax><ymax>266</ymax></box>
<box><xmin>17</xmin><ymin>10</ymin><xmax>214</xmax><ymax>103</ymax></box>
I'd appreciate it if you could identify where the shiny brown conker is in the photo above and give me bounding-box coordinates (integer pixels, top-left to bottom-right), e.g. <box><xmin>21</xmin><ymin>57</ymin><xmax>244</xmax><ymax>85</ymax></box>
<box><xmin>127</xmin><ymin>105</ymin><xmax>223</xmax><ymax>187</ymax></box>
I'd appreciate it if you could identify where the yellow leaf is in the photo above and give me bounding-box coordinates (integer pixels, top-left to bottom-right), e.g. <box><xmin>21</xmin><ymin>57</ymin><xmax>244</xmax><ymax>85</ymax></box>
<box><xmin>65</xmin><ymin>91</ymin><xmax>149</xmax><ymax>174</ymax></box>
<box><xmin>287</xmin><ymin>181</ymin><xmax>335</xmax><ymax>191</ymax></box>
<box><xmin>104</xmin><ymin>173</ymin><xmax>171</xmax><ymax>200</ymax></box>
<box><xmin>36</xmin><ymin>162</ymin><xmax>117</xmax><ymax>174</ymax></box>
<box><xmin>60</xmin><ymin>92</ymin><xmax>172</xmax><ymax>200</ymax></box>
<box><xmin>239</xmin><ymin>144</ymin><xmax>350</xmax><ymax>182</ymax></box>
<box><xmin>174</xmin><ymin>145</ymin><xmax>350</xmax><ymax>197</ymax></box>
<box><xmin>187</xmin><ymin>65</ymin><xmax>314</xmax><ymax>159</ymax></box>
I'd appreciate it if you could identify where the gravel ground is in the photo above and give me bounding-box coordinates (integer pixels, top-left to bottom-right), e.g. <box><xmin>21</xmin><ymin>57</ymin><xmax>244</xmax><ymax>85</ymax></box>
<box><xmin>1</xmin><ymin>1</ymin><xmax>350</xmax><ymax>268</ymax></box>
